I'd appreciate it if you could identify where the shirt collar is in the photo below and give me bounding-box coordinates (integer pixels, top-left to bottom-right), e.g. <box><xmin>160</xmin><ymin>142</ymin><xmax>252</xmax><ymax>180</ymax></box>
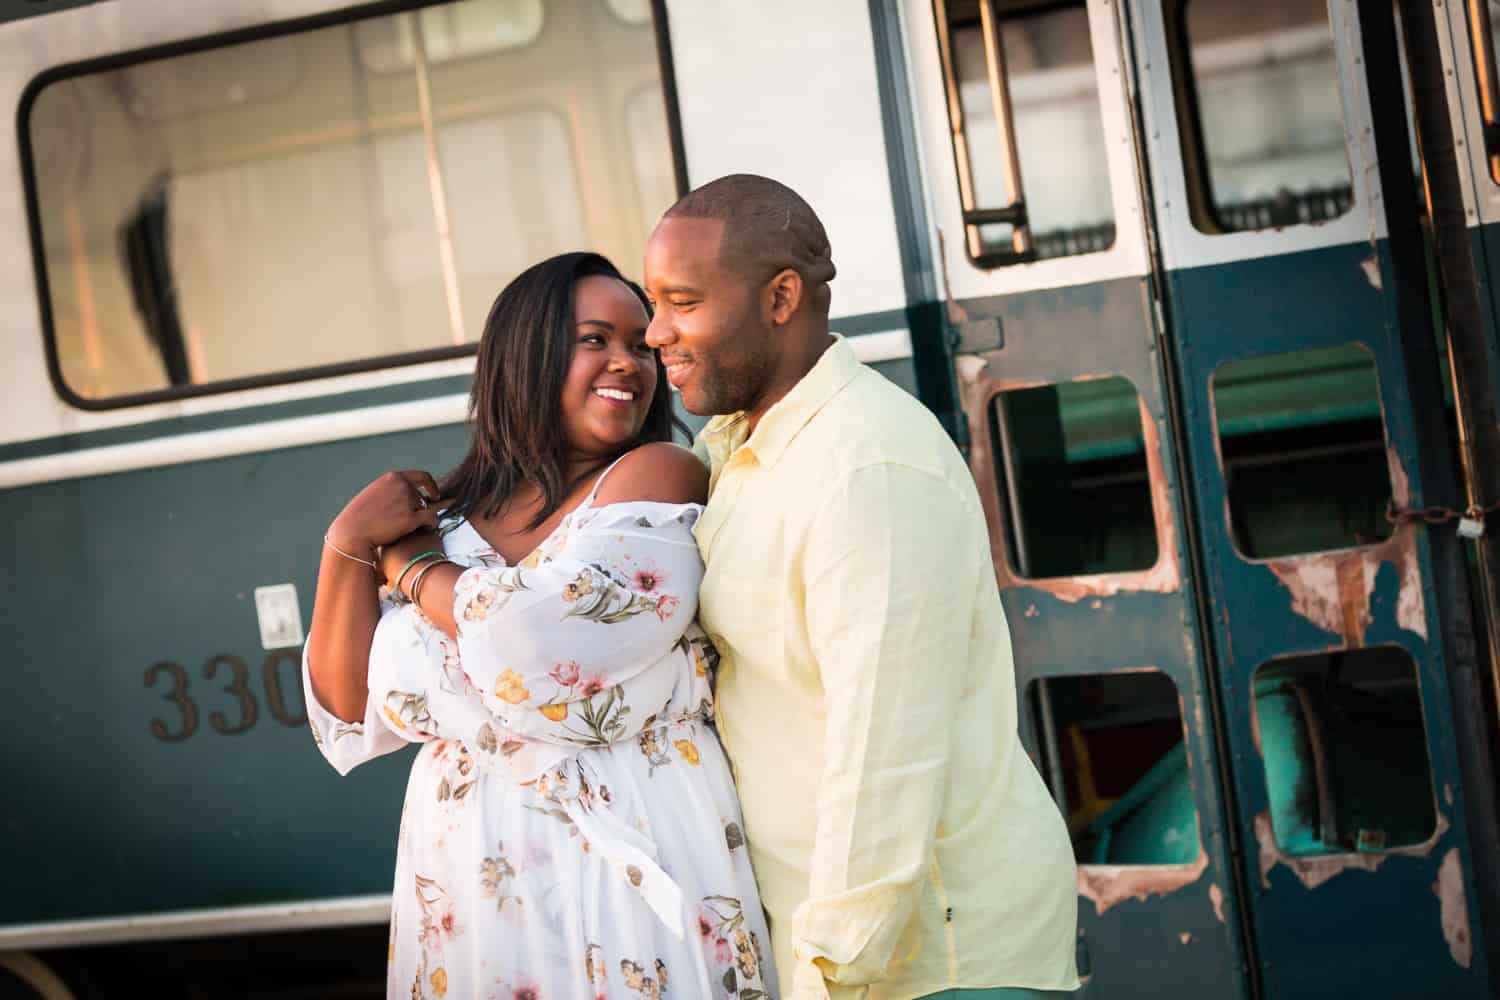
<box><xmin>700</xmin><ymin>333</ymin><xmax>862</xmax><ymax>472</ymax></box>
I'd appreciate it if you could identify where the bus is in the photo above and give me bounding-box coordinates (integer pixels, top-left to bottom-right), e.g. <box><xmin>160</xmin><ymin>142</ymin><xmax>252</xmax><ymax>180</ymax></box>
<box><xmin>2</xmin><ymin>0</ymin><xmax>1497</xmax><ymax>995</ymax></box>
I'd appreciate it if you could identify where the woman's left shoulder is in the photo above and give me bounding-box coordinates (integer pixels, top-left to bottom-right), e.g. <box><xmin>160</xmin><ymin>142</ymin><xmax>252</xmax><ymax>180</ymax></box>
<box><xmin>596</xmin><ymin>442</ymin><xmax>707</xmax><ymax>506</ymax></box>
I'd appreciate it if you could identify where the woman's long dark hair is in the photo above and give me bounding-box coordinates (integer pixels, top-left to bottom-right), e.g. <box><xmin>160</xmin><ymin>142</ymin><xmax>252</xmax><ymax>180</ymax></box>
<box><xmin>440</xmin><ymin>252</ymin><xmax>686</xmax><ymax>527</ymax></box>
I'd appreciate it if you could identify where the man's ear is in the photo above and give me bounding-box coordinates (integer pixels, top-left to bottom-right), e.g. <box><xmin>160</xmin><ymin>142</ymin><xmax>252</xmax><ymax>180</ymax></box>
<box><xmin>765</xmin><ymin>268</ymin><xmax>803</xmax><ymax>325</ymax></box>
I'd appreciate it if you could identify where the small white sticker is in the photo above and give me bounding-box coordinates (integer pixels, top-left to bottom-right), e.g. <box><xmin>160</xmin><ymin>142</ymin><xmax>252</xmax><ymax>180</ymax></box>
<box><xmin>254</xmin><ymin>583</ymin><xmax>305</xmax><ymax>650</ymax></box>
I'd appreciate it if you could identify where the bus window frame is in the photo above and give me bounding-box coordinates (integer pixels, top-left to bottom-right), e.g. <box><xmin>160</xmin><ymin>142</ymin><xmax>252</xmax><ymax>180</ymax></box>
<box><xmin>1164</xmin><ymin>0</ymin><xmax>1357</xmax><ymax>235</ymax></box>
<box><xmin>1463</xmin><ymin>0</ymin><xmax>1500</xmax><ymax>184</ymax></box>
<box><xmin>17</xmin><ymin>0</ymin><xmax>689</xmax><ymax>412</ymax></box>
<box><xmin>930</xmin><ymin>0</ymin><xmax>1119</xmax><ymax>269</ymax></box>
<box><xmin>984</xmin><ymin>371</ymin><xmax>1168</xmax><ymax>584</ymax></box>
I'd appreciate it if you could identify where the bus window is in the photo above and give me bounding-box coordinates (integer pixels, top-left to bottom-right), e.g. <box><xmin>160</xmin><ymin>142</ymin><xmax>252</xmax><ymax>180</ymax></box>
<box><xmin>1254</xmin><ymin>647</ymin><xmax>1436</xmax><ymax>855</ymax></box>
<box><xmin>354</xmin><ymin>1</ymin><xmax>543</xmax><ymax>71</ymax></box>
<box><xmin>1175</xmin><ymin>0</ymin><xmax>1354</xmax><ymax>233</ymax></box>
<box><xmin>1028</xmin><ymin>671</ymin><xmax>1200</xmax><ymax>866</ymax></box>
<box><xmin>625</xmin><ymin>84</ymin><xmax>679</xmax><ymax>249</ymax></box>
<box><xmin>932</xmin><ymin>0</ymin><xmax>1116</xmax><ymax>266</ymax></box>
<box><xmin>1212</xmin><ymin>345</ymin><xmax>1392</xmax><ymax>559</ymax></box>
<box><xmin>24</xmin><ymin>0</ymin><xmax>679</xmax><ymax>405</ymax></box>
<box><xmin>603</xmin><ymin>0</ymin><xmax>652</xmax><ymax>24</ymax></box>
<box><xmin>989</xmin><ymin>376</ymin><xmax>1158</xmax><ymax>579</ymax></box>
<box><xmin>1463</xmin><ymin>0</ymin><xmax>1500</xmax><ymax>184</ymax></box>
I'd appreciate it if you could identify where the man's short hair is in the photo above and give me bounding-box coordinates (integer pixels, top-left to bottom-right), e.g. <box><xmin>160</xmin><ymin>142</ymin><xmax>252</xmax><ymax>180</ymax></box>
<box><xmin>664</xmin><ymin>174</ymin><xmax>835</xmax><ymax>308</ymax></box>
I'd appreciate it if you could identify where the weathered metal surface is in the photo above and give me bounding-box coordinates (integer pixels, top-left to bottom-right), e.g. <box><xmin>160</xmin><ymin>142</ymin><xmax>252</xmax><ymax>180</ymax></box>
<box><xmin>952</xmin><ymin>277</ymin><xmax>1248</xmax><ymax>998</ymax></box>
<box><xmin>1435</xmin><ymin>848</ymin><xmax>1475</xmax><ymax>969</ymax></box>
<box><xmin>0</xmin><ymin>423</ymin><xmax>467</xmax><ymax>927</ymax></box>
<box><xmin>1166</xmin><ymin>240</ymin><xmax>1491</xmax><ymax>996</ymax></box>
<box><xmin>1261</xmin><ymin>524</ymin><xmax>1427</xmax><ymax>645</ymax></box>
<box><xmin>1077</xmin><ymin>851</ymin><xmax>1210</xmax><ymax>916</ymax></box>
<box><xmin>1252</xmin><ymin>808</ymin><xmax>1450</xmax><ymax>891</ymax></box>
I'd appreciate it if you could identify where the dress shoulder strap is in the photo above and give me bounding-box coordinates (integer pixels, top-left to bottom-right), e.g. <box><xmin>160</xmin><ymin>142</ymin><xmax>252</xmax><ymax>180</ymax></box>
<box><xmin>576</xmin><ymin>450</ymin><xmax>635</xmax><ymax>512</ymax></box>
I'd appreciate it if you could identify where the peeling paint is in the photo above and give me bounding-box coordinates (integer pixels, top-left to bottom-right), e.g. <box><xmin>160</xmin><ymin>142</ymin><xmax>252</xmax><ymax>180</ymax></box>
<box><xmin>955</xmin><ymin>354</ymin><xmax>988</xmax><ymax>383</ymax></box>
<box><xmin>1265</xmin><ymin>558</ymin><xmax>1365</xmax><ymax>643</ymax></box>
<box><xmin>1209</xmin><ymin>883</ymin><xmax>1226</xmax><ymax>924</ymax></box>
<box><xmin>1445</xmin><ymin>784</ymin><xmax>1454</xmax><ymax>806</ymax></box>
<box><xmin>1178</xmin><ymin>931</ymin><xmax>1194</xmax><ymax>945</ymax></box>
<box><xmin>1395</xmin><ymin>541</ymin><xmax>1428</xmax><ymax>639</ymax></box>
<box><xmin>1077</xmin><ymin>850</ymin><xmax>1209</xmax><ymax>915</ymax></box>
<box><xmin>1254</xmin><ymin>809</ymin><xmax>1449</xmax><ymax>890</ymax></box>
<box><xmin>1264</xmin><ymin>525</ymin><xmax>1426</xmax><ymax>644</ymax></box>
<box><xmin>1361</xmin><ymin>254</ymin><xmax>1383</xmax><ymax>289</ymax></box>
<box><xmin>1388</xmin><ymin>447</ymin><xmax>1411</xmax><ymax>508</ymax></box>
<box><xmin>935</xmin><ymin>227</ymin><xmax>970</xmax><ymax>329</ymax></box>
<box><xmin>1432</xmin><ymin>848</ymin><xmax>1473</xmax><ymax>969</ymax></box>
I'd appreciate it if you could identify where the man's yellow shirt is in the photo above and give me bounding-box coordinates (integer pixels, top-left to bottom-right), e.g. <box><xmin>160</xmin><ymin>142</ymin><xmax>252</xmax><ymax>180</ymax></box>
<box><xmin>693</xmin><ymin>335</ymin><xmax>1080</xmax><ymax>999</ymax></box>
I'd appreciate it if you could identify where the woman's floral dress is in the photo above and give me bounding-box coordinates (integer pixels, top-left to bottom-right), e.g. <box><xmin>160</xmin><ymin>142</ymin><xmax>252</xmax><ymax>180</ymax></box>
<box><xmin>302</xmin><ymin>470</ymin><xmax>777</xmax><ymax>1000</ymax></box>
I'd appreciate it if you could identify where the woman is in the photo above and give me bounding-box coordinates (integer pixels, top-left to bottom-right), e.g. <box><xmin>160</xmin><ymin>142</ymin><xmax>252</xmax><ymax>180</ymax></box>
<box><xmin>303</xmin><ymin>252</ymin><xmax>777</xmax><ymax>1000</ymax></box>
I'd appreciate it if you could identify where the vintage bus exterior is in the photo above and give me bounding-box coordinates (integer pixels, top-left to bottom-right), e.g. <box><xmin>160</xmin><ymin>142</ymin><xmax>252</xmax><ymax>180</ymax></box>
<box><xmin>1</xmin><ymin>0</ymin><xmax>1496</xmax><ymax>997</ymax></box>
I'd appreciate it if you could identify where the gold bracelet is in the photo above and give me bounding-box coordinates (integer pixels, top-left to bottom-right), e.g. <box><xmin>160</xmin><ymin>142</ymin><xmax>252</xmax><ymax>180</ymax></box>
<box><xmin>324</xmin><ymin>534</ymin><xmax>379</xmax><ymax>572</ymax></box>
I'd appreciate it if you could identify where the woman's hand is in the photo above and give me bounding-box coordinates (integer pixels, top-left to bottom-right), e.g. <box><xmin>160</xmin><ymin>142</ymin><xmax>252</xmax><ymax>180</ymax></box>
<box><xmin>328</xmin><ymin>470</ymin><xmax>443</xmax><ymax>559</ymax></box>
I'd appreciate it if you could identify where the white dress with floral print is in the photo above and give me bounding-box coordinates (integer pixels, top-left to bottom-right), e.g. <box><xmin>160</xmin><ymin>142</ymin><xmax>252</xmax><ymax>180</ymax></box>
<box><xmin>302</xmin><ymin>479</ymin><xmax>777</xmax><ymax>1000</ymax></box>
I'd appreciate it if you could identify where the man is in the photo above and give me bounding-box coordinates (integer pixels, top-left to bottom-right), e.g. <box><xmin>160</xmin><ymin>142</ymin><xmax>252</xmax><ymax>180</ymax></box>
<box><xmin>644</xmin><ymin>174</ymin><xmax>1079</xmax><ymax>1000</ymax></box>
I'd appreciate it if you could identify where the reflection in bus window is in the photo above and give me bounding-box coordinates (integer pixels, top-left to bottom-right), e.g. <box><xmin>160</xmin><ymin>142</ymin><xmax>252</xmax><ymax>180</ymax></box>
<box><xmin>355</xmin><ymin>1</ymin><xmax>544</xmax><ymax>70</ymax></box>
<box><xmin>604</xmin><ymin>0</ymin><xmax>652</xmax><ymax>25</ymax></box>
<box><xmin>625</xmin><ymin>85</ymin><xmax>679</xmax><ymax>248</ymax></box>
<box><xmin>940</xmin><ymin>0</ymin><xmax>1115</xmax><ymax>263</ymax></box>
<box><xmin>26</xmin><ymin>0</ymin><xmax>677</xmax><ymax>403</ymax></box>
<box><xmin>1182</xmin><ymin>0</ymin><xmax>1353</xmax><ymax>233</ymax></box>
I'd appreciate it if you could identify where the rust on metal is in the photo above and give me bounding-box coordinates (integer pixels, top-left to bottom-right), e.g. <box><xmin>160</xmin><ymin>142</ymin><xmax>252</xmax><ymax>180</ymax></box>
<box><xmin>1257</xmin><ymin>441</ymin><xmax>1426</xmax><ymax>642</ymax></box>
<box><xmin>1263</xmin><ymin>524</ymin><xmax>1427</xmax><ymax>645</ymax></box>
<box><xmin>1076</xmin><ymin>851</ymin><xmax>1209</xmax><ymax>915</ymax></box>
<box><xmin>1389</xmin><ymin>447</ymin><xmax>1412</xmax><ymax>509</ymax></box>
<box><xmin>936</xmin><ymin>228</ymin><xmax>970</xmax><ymax>329</ymax></box>
<box><xmin>1253</xmin><ymin>809</ymin><xmax>1450</xmax><ymax>891</ymax></box>
<box><xmin>957</xmin><ymin>357</ymin><xmax>1183</xmax><ymax>604</ymax></box>
<box><xmin>1432</xmin><ymin>847</ymin><xmax>1474</xmax><ymax>969</ymax></box>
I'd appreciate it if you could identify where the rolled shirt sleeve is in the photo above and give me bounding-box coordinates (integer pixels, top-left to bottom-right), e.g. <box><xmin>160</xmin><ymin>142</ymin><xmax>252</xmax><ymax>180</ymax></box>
<box><xmin>791</xmin><ymin>462</ymin><xmax>979</xmax><ymax>998</ymax></box>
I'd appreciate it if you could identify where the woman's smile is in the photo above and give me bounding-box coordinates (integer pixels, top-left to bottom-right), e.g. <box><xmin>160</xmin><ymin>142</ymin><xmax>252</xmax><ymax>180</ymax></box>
<box><xmin>592</xmin><ymin>383</ymin><xmax>639</xmax><ymax>408</ymax></box>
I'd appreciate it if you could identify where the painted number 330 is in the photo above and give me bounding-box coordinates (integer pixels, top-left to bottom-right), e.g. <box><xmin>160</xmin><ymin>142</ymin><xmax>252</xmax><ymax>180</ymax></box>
<box><xmin>143</xmin><ymin>651</ymin><xmax>308</xmax><ymax>742</ymax></box>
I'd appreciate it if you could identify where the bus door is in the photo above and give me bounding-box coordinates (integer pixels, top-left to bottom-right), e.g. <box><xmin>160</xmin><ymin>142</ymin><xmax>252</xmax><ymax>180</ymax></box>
<box><xmin>906</xmin><ymin>1</ymin><xmax>1249</xmax><ymax>995</ymax></box>
<box><xmin>1127</xmin><ymin>0</ymin><xmax>1493</xmax><ymax>994</ymax></box>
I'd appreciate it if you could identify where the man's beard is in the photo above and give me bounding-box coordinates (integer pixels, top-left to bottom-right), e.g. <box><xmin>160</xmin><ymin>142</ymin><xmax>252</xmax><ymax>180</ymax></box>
<box><xmin>688</xmin><ymin>352</ymin><xmax>769</xmax><ymax>416</ymax></box>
